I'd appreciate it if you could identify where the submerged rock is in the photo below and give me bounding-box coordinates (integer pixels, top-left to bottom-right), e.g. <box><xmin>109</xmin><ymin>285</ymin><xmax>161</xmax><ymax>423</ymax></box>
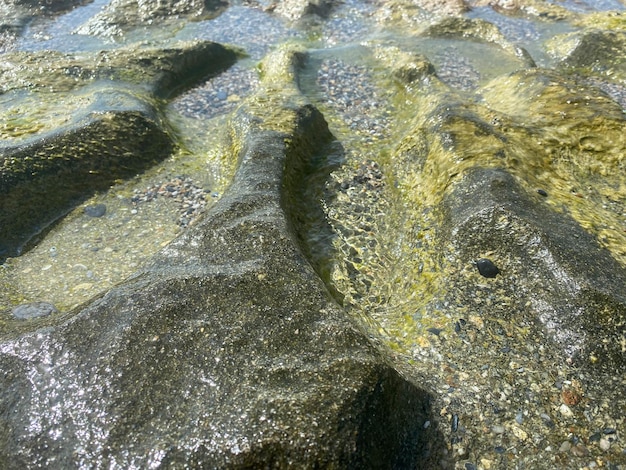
<box><xmin>0</xmin><ymin>106</ymin><xmax>172</xmax><ymax>258</ymax></box>
<box><xmin>0</xmin><ymin>41</ymin><xmax>239</xmax><ymax>97</ymax></box>
<box><xmin>10</xmin><ymin>301</ymin><xmax>58</xmax><ymax>320</ymax></box>
<box><xmin>314</xmin><ymin>41</ymin><xmax>626</xmax><ymax>466</ymax></box>
<box><xmin>0</xmin><ymin>41</ymin><xmax>238</xmax><ymax>258</ymax></box>
<box><xmin>548</xmin><ymin>27</ymin><xmax>626</xmax><ymax>79</ymax></box>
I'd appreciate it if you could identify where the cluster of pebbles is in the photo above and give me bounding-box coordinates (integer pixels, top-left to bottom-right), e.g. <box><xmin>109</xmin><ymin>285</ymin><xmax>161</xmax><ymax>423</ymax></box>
<box><xmin>433</xmin><ymin>46</ymin><xmax>482</xmax><ymax>91</ymax></box>
<box><xmin>171</xmin><ymin>65</ymin><xmax>261</xmax><ymax>120</ymax></box>
<box><xmin>315</xmin><ymin>58</ymin><xmax>391</xmax><ymax>142</ymax></box>
<box><xmin>131</xmin><ymin>176</ymin><xmax>214</xmax><ymax>228</ymax></box>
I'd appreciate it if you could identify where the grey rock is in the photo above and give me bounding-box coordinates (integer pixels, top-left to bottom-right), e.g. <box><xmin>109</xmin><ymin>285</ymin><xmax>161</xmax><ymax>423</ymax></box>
<box><xmin>83</xmin><ymin>204</ymin><xmax>106</xmax><ymax>218</ymax></box>
<box><xmin>11</xmin><ymin>301</ymin><xmax>58</xmax><ymax>320</ymax></box>
<box><xmin>0</xmin><ymin>98</ymin><xmax>440</xmax><ymax>468</ymax></box>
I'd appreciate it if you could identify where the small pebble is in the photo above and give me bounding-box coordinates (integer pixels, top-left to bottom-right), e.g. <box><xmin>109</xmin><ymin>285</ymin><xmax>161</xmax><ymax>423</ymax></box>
<box><xmin>452</xmin><ymin>414</ymin><xmax>459</xmax><ymax>432</ymax></box>
<box><xmin>84</xmin><ymin>203</ymin><xmax>107</xmax><ymax>218</ymax></box>
<box><xmin>559</xmin><ymin>403</ymin><xmax>574</xmax><ymax>417</ymax></box>
<box><xmin>589</xmin><ymin>432</ymin><xmax>601</xmax><ymax>442</ymax></box>
<box><xmin>11</xmin><ymin>301</ymin><xmax>58</xmax><ymax>320</ymax></box>
<box><xmin>537</xmin><ymin>189</ymin><xmax>548</xmax><ymax>197</ymax></box>
<box><xmin>475</xmin><ymin>258</ymin><xmax>500</xmax><ymax>278</ymax></box>
<box><xmin>570</xmin><ymin>443</ymin><xmax>589</xmax><ymax>457</ymax></box>
<box><xmin>492</xmin><ymin>425</ymin><xmax>505</xmax><ymax>434</ymax></box>
<box><xmin>599</xmin><ymin>438</ymin><xmax>612</xmax><ymax>451</ymax></box>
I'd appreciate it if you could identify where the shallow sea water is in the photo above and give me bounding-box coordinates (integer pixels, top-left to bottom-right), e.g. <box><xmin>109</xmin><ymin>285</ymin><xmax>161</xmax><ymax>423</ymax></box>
<box><xmin>2</xmin><ymin>1</ymin><xmax>626</xmax><ymax>467</ymax></box>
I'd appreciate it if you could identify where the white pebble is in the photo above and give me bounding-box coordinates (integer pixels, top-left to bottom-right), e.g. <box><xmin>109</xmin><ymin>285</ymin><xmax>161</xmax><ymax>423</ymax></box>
<box><xmin>599</xmin><ymin>438</ymin><xmax>611</xmax><ymax>451</ymax></box>
<box><xmin>559</xmin><ymin>403</ymin><xmax>574</xmax><ymax>417</ymax></box>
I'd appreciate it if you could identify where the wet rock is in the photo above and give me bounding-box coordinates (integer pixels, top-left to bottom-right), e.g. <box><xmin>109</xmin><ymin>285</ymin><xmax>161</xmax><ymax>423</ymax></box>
<box><xmin>383</xmin><ymin>0</ymin><xmax>468</xmax><ymax>20</ymax></box>
<box><xmin>0</xmin><ymin>41</ymin><xmax>239</xmax><ymax>97</ymax></box>
<box><xmin>421</xmin><ymin>16</ymin><xmax>535</xmax><ymax>67</ymax></box>
<box><xmin>474</xmin><ymin>258</ymin><xmax>499</xmax><ymax>278</ymax></box>
<box><xmin>77</xmin><ymin>0</ymin><xmax>227</xmax><ymax>38</ymax></box>
<box><xmin>0</xmin><ymin>107</ymin><xmax>173</xmax><ymax>258</ymax></box>
<box><xmin>0</xmin><ymin>50</ymin><xmax>441</xmax><ymax>468</ymax></box>
<box><xmin>4</xmin><ymin>0</ymin><xmax>89</xmax><ymax>13</ymax></box>
<box><xmin>548</xmin><ymin>28</ymin><xmax>626</xmax><ymax>79</ymax></box>
<box><xmin>273</xmin><ymin>0</ymin><xmax>335</xmax><ymax>21</ymax></box>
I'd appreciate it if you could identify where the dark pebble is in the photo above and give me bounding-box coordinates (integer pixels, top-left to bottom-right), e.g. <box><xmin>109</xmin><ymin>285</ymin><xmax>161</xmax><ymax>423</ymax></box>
<box><xmin>589</xmin><ymin>432</ymin><xmax>602</xmax><ymax>442</ymax></box>
<box><xmin>84</xmin><ymin>203</ymin><xmax>107</xmax><ymax>218</ymax></box>
<box><xmin>451</xmin><ymin>414</ymin><xmax>459</xmax><ymax>432</ymax></box>
<box><xmin>465</xmin><ymin>464</ymin><xmax>477</xmax><ymax>470</ymax></box>
<box><xmin>537</xmin><ymin>189</ymin><xmax>548</xmax><ymax>197</ymax></box>
<box><xmin>603</xmin><ymin>428</ymin><xmax>617</xmax><ymax>434</ymax></box>
<box><xmin>12</xmin><ymin>301</ymin><xmax>58</xmax><ymax>320</ymax></box>
<box><xmin>427</xmin><ymin>327</ymin><xmax>442</xmax><ymax>336</ymax></box>
<box><xmin>475</xmin><ymin>258</ymin><xmax>500</xmax><ymax>278</ymax></box>
<box><xmin>494</xmin><ymin>446</ymin><xmax>506</xmax><ymax>454</ymax></box>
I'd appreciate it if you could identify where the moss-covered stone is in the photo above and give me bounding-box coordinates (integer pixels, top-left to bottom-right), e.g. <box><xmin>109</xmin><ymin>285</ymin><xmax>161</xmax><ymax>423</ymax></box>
<box><xmin>0</xmin><ymin>107</ymin><xmax>173</xmax><ymax>257</ymax></box>
<box><xmin>421</xmin><ymin>16</ymin><xmax>536</xmax><ymax>66</ymax></box>
<box><xmin>547</xmin><ymin>28</ymin><xmax>626</xmax><ymax>79</ymax></box>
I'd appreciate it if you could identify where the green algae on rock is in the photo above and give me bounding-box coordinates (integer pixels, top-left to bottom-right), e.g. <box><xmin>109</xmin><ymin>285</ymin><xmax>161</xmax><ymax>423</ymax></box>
<box><xmin>0</xmin><ymin>47</ymin><xmax>441</xmax><ymax>468</ymax></box>
<box><xmin>547</xmin><ymin>27</ymin><xmax>626</xmax><ymax>80</ymax></box>
<box><xmin>298</xmin><ymin>30</ymin><xmax>626</xmax><ymax>467</ymax></box>
<box><xmin>2</xmin><ymin>0</ymin><xmax>626</xmax><ymax>467</ymax></box>
<box><xmin>0</xmin><ymin>106</ymin><xmax>173</xmax><ymax>258</ymax></box>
